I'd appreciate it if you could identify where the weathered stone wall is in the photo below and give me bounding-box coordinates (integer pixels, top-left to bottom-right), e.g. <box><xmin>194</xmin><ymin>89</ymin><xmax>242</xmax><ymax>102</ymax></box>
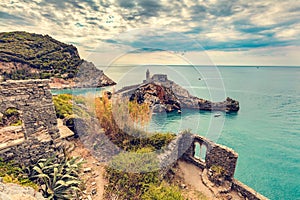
<box><xmin>182</xmin><ymin>135</ymin><xmax>238</xmax><ymax>180</ymax></box>
<box><xmin>158</xmin><ymin>132</ymin><xmax>193</xmax><ymax>173</ymax></box>
<box><xmin>0</xmin><ymin>137</ymin><xmax>64</xmax><ymax>166</ymax></box>
<box><xmin>0</xmin><ymin>79</ymin><xmax>62</xmax><ymax>165</ymax></box>
<box><xmin>205</xmin><ymin>143</ymin><xmax>238</xmax><ymax>179</ymax></box>
<box><xmin>232</xmin><ymin>180</ymin><xmax>269</xmax><ymax>200</ymax></box>
<box><xmin>0</xmin><ymin>79</ymin><xmax>59</xmax><ymax>138</ymax></box>
<box><xmin>181</xmin><ymin>134</ymin><xmax>267</xmax><ymax>200</ymax></box>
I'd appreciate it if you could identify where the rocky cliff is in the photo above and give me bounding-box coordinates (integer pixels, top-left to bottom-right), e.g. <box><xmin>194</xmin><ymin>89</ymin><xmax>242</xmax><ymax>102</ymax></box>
<box><xmin>0</xmin><ymin>31</ymin><xmax>115</xmax><ymax>88</ymax></box>
<box><xmin>118</xmin><ymin>72</ymin><xmax>239</xmax><ymax>112</ymax></box>
<box><xmin>129</xmin><ymin>83</ymin><xmax>181</xmax><ymax>113</ymax></box>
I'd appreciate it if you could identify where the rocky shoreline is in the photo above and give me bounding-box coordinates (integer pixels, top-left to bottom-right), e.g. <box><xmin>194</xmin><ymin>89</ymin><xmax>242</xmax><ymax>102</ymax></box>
<box><xmin>117</xmin><ymin>71</ymin><xmax>240</xmax><ymax>113</ymax></box>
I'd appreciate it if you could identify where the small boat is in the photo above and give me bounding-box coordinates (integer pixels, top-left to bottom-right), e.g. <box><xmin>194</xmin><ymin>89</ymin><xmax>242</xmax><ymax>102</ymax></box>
<box><xmin>214</xmin><ymin>113</ymin><xmax>221</xmax><ymax>117</ymax></box>
<box><xmin>198</xmin><ymin>78</ymin><xmax>201</xmax><ymax>80</ymax></box>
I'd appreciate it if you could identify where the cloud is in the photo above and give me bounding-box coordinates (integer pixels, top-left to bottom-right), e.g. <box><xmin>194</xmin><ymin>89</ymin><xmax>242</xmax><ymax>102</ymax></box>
<box><xmin>0</xmin><ymin>11</ymin><xmax>24</xmax><ymax>21</ymax></box>
<box><xmin>0</xmin><ymin>0</ymin><xmax>300</xmax><ymax>65</ymax></box>
<box><xmin>117</xmin><ymin>0</ymin><xmax>135</xmax><ymax>9</ymax></box>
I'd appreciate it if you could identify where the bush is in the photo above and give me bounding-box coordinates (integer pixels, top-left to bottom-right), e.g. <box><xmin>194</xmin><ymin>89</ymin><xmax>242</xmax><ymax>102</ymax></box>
<box><xmin>0</xmin><ymin>159</ymin><xmax>38</xmax><ymax>189</ymax></box>
<box><xmin>53</xmin><ymin>94</ymin><xmax>73</xmax><ymax>118</ymax></box>
<box><xmin>105</xmin><ymin>148</ymin><xmax>160</xmax><ymax>200</ymax></box>
<box><xmin>0</xmin><ymin>108</ymin><xmax>22</xmax><ymax>127</ymax></box>
<box><xmin>142</xmin><ymin>182</ymin><xmax>184</xmax><ymax>200</ymax></box>
<box><xmin>4</xmin><ymin>108</ymin><xmax>19</xmax><ymax>117</ymax></box>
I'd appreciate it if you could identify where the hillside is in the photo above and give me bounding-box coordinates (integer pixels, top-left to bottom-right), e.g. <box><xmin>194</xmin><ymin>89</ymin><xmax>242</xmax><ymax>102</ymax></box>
<box><xmin>0</xmin><ymin>31</ymin><xmax>115</xmax><ymax>88</ymax></box>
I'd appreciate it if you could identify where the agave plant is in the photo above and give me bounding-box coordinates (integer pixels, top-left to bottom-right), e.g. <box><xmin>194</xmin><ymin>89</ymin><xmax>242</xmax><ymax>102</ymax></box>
<box><xmin>31</xmin><ymin>156</ymin><xmax>83</xmax><ymax>200</ymax></box>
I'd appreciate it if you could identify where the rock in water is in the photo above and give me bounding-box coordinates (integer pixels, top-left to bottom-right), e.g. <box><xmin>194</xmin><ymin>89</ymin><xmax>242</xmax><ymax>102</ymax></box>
<box><xmin>117</xmin><ymin>70</ymin><xmax>239</xmax><ymax>112</ymax></box>
<box><xmin>129</xmin><ymin>83</ymin><xmax>181</xmax><ymax>113</ymax></box>
<box><xmin>198</xmin><ymin>97</ymin><xmax>239</xmax><ymax>112</ymax></box>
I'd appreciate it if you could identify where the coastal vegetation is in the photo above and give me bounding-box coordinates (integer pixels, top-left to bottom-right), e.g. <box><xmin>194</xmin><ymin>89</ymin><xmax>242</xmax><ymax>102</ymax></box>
<box><xmin>53</xmin><ymin>94</ymin><xmax>86</xmax><ymax>119</ymax></box>
<box><xmin>0</xmin><ymin>151</ymin><xmax>84</xmax><ymax>199</ymax></box>
<box><xmin>95</xmin><ymin>92</ymin><xmax>175</xmax><ymax>151</ymax></box>
<box><xmin>0</xmin><ymin>158</ymin><xmax>38</xmax><ymax>189</ymax></box>
<box><xmin>0</xmin><ymin>31</ymin><xmax>82</xmax><ymax>81</ymax></box>
<box><xmin>52</xmin><ymin>92</ymin><xmax>187</xmax><ymax>199</ymax></box>
<box><xmin>94</xmin><ymin>93</ymin><xmax>190</xmax><ymax>199</ymax></box>
<box><xmin>30</xmin><ymin>156</ymin><xmax>83</xmax><ymax>199</ymax></box>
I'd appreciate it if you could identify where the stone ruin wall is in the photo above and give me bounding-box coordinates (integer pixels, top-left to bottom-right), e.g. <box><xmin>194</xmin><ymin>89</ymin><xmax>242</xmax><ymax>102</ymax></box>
<box><xmin>0</xmin><ymin>79</ymin><xmax>64</xmax><ymax>165</ymax></box>
<box><xmin>160</xmin><ymin>133</ymin><xmax>268</xmax><ymax>200</ymax></box>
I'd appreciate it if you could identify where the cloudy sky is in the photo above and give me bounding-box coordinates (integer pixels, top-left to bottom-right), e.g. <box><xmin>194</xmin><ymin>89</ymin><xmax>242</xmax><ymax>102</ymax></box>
<box><xmin>1</xmin><ymin>0</ymin><xmax>300</xmax><ymax>66</ymax></box>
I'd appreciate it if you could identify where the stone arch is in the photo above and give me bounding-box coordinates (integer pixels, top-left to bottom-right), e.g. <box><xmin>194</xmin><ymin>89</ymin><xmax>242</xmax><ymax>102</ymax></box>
<box><xmin>0</xmin><ymin>80</ymin><xmax>59</xmax><ymax>140</ymax></box>
<box><xmin>0</xmin><ymin>107</ymin><xmax>26</xmax><ymax>144</ymax></box>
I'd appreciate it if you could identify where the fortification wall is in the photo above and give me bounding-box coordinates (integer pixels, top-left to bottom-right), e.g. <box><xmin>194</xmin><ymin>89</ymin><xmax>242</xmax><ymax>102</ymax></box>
<box><xmin>0</xmin><ymin>79</ymin><xmax>63</xmax><ymax>165</ymax></box>
<box><xmin>157</xmin><ymin>132</ymin><xmax>267</xmax><ymax>200</ymax></box>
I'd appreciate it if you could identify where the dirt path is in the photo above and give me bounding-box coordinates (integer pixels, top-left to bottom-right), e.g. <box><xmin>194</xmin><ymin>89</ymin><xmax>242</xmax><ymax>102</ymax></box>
<box><xmin>68</xmin><ymin>139</ymin><xmax>106</xmax><ymax>200</ymax></box>
<box><xmin>178</xmin><ymin>160</ymin><xmax>215</xmax><ymax>200</ymax></box>
<box><xmin>177</xmin><ymin>160</ymin><xmax>244</xmax><ymax>200</ymax></box>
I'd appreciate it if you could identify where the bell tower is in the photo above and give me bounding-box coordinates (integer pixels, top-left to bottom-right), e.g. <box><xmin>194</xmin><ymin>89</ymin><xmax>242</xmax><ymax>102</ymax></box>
<box><xmin>146</xmin><ymin>69</ymin><xmax>150</xmax><ymax>80</ymax></box>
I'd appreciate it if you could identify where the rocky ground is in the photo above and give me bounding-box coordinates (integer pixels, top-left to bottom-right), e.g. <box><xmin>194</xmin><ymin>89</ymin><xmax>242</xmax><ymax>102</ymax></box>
<box><xmin>66</xmin><ymin>139</ymin><xmax>106</xmax><ymax>200</ymax></box>
<box><xmin>129</xmin><ymin>82</ymin><xmax>181</xmax><ymax>113</ymax></box>
<box><xmin>175</xmin><ymin>160</ymin><xmax>244</xmax><ymax>200</ymax></box>
<box><xmin>0</xmin><ymin>181</ymin><xmax>45</xmax><ymax>200</ymax></box>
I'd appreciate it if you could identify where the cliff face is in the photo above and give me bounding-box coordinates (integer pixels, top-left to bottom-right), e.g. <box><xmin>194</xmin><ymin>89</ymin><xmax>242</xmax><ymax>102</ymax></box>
<box><xmin>129</xmin><ymin>83</ymin><xmax>181</xmax><ymax>113</ymax></box>
<box><xmin>75</xmin><ymin>61</ymin><xmax>116</xmax><ymax>88</ymax></box>
<box><xmin>0</xmin><ymin>31</ymin><xmax>115</xmax><ymax>88</ymax></box>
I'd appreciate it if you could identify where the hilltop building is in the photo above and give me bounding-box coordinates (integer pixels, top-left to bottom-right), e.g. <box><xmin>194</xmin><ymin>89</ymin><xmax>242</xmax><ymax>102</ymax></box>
<box><xmin>144</xmin><ymin>69</ymin><xmax>168</xmax><ymax>83</ymax></box>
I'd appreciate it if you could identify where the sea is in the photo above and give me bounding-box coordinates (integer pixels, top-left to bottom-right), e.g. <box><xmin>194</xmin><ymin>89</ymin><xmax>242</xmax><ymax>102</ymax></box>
<box><xmin>52</xmin><ymin>65</ymin><xmax>300</xmax><ymax>200</ymax></box>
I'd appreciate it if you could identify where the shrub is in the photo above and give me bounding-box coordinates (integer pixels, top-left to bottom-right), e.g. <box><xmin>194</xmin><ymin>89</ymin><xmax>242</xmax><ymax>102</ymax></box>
<box><xmin>142</xmin><ymin>182</ymin><xmax>184</xmax><ymax>200</ymax></box>
<box><xmin>105</xmin><ymin>147</ymin><xmax>160</xmax><ymax>200</ymax></box>
<box><xmin>0</xmin><ymin>108</ymin><xmax>22</xmax><ymax>127</ymax></box>
<box><xmin>0</xmin><ymin>159</ymin><xmax>38</xmax><ymax>189</ymax></box>
<box><xmin>30</xmin><ymin>156</ymin><xmax>83</xmax><ymax>199</ymax></box>
<box><xmin>4</xmin><ymin>108</ymin><xmax>19</xmax><ymax>117</ymax></box>
<box><xmin>53</xmin><ymin>94</ymin><xmax>73</xmax><ymax>118</ymax></box>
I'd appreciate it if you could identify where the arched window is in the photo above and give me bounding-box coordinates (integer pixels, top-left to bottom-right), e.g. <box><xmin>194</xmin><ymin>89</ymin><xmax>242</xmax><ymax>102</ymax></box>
<box><xmin>194</xmin><ymin>142</ymin><xmax>207</xmax><ymax>162</ymax></box>
<box><xmin>0</xmin><ymin>108</ymin><xmax>25</xmax><ymax>144</ymax></box>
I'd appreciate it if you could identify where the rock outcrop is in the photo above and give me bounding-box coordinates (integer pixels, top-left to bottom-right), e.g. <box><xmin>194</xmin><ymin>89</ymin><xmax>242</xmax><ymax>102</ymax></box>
<box><xmin>74</xmin><ymin>61</ymin><xmax>116</xmax><ymax>88</ymax></box>
<box><xmin>130</xmin><ymin>83</ymin><xmax>181</xmax><ymax>113</ymax></box>
<box><xmin>0</xmin><ymin>182</ymin><xmax>45</xmax><ymax>200</ymax></box>
<box><xmin>198</xmin><ymin>97</ymin><xmax>240</xmax><ymax>112</ymax></box>
<box><xmin>117</xmin><ymin>71</ymin><xmax>239</xmax><ymax>113</ymax></box>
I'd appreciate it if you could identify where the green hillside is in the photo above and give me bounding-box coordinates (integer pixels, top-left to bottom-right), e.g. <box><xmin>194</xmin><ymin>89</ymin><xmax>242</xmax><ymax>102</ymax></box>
<box><xmin>0</xmin><ymin>31</ymin><xmax>83</xmax><ymax>80</ymax></box>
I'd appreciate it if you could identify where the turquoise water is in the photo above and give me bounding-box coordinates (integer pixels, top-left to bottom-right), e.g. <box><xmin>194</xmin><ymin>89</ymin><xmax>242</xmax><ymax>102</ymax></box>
<box><xmin>52</xmin><ymin>66</ymin><xmax>300</xmax><ymax>199</ymax></box>
<box><xmin>51</xmin><ymin>87</ymin><xmax>110</xmax><ymax>96</ymax></box>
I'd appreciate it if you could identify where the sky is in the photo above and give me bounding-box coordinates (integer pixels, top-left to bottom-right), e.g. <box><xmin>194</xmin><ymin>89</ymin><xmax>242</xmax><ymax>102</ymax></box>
<box><xmin>1</xmin><ymin>0</ymin><xmax>300</xmax><ymax>66</ymax></box>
